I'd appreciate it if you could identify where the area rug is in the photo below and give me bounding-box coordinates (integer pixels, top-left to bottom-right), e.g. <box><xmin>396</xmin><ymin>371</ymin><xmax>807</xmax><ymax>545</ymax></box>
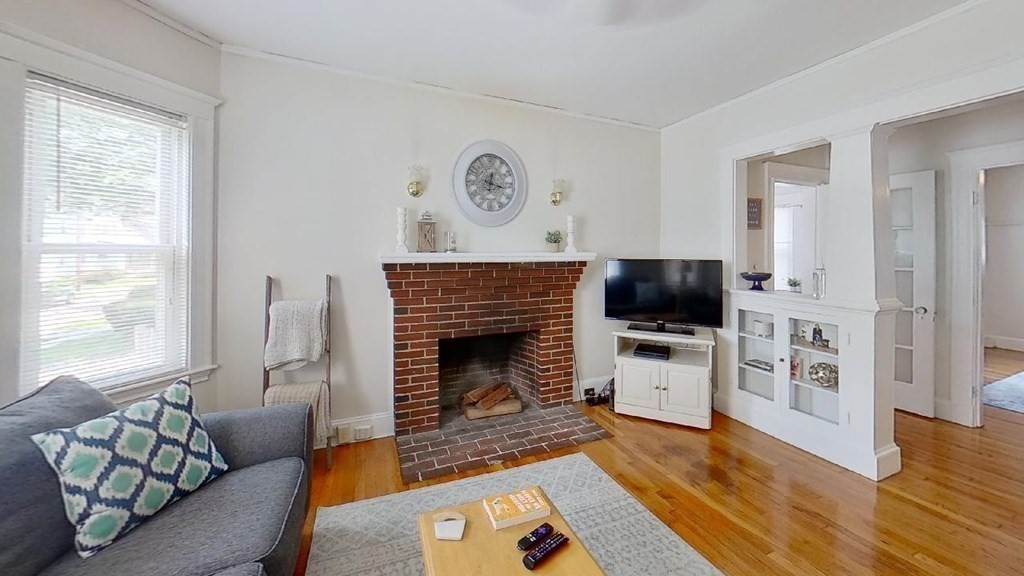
<box><xmin>306</xmin><ymin>453</ymin><xmax>721</xmax><ymax>576</ymax></box>
<box><xmin>983</xmin><ymin>371</ymin><xmax>1024</xmax><ymax>414</ymax></box>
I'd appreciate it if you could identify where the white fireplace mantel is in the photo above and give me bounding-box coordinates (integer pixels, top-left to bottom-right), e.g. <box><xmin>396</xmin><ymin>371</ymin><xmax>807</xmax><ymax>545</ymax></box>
<box><xmin>380</xmin><ymin>252</ymin><xmax>597</xmax><ymax>264</ymax></box>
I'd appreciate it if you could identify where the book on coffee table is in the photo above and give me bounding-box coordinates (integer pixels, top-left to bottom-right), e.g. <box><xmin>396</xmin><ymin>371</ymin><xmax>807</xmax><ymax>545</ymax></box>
<box><xmin>482</xmin><ymin>486</ymin><xmax>551</xmax><ymax>530</ymax></box>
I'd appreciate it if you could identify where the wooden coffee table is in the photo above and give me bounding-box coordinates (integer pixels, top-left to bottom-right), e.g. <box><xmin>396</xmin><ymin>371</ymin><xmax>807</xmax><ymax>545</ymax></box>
<box><xmin>417</xmin><ymin>486</ymin><xmax>604</xmax><ymax>575</ymax></box>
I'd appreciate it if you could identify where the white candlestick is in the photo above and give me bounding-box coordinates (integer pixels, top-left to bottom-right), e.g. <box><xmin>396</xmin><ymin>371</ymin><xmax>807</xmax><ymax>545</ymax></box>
<box><xmin>564</xmin><ymin>215</ymin><xmax>578</xmax><ymax>254</ymax></box>
<box><xmin>396</xmin><ymin>207</ymin><xmax>409</xmax><ymax>254</ymax></box>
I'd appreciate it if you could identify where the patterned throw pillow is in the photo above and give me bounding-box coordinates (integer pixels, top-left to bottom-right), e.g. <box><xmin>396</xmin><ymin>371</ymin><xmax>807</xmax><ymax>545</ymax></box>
<box><xmin>30</xmin><ymin>379</ymin><xmax>228</xmax><ymax>558</ymax></box>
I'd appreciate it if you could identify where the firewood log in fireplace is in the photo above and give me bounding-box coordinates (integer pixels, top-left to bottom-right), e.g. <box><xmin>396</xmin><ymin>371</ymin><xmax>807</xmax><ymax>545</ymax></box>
<box><xmin>461</xmin><ymin>382</ymin><xmax>523</xmax><ymax>420</ymax></box>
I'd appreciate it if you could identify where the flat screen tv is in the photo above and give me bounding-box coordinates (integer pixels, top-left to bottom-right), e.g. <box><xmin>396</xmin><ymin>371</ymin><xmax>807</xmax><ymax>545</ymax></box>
<box><xmin>604</xmin><ymin>259</ymin><xmax>723</xmax><ymax>331</ymax></box>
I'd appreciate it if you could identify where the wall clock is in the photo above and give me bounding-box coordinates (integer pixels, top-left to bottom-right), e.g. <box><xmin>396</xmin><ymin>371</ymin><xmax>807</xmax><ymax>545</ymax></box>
<box><xmin>452</xmin><ymin>140</ymin><xmax>527</xmax><ymax>227</ymax></box>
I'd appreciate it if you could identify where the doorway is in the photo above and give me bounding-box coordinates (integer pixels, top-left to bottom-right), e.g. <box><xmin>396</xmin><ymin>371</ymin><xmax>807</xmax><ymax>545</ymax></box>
<box><xmin>887</xmin><ymin>93</ymin><xmax>1024</xmax><ymax>426</ymax></box>
<box><xmin>978</xmin><ymin>164</ymin><xmax>1024</xmax><ymax>414</ymax></box>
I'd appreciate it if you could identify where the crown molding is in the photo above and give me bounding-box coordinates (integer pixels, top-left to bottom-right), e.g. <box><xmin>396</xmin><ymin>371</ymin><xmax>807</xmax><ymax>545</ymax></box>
<box><xmin>118</xmin><ymin>0</ymin><xmax>222</xmax><ymax>48</ymax></box>
<box><xmin>220</xmin><ymin>44</ymin><xmax>660</xmax><ymax>133</ymax></box>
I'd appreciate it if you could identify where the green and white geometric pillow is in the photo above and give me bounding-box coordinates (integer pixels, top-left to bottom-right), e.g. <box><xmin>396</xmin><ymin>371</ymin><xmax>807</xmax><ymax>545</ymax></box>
<box><xmin>31</xmin><ymin>379</ymin><xmax>228</xmax><ymax>558</ymax></box>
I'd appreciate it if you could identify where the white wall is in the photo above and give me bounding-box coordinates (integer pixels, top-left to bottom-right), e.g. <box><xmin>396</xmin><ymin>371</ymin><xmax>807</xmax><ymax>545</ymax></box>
<box><xmin>214</xmin><ymin>52</ymin><xmax>661</xmax><ymax>426</ymax></box>
<box><xmin>983</xmin><ymin>164</ymin><xmax>1024</xmax><ymax>350</ymax></box>
<box><xmin>0</xmin><ymin>0</ymin><xmax>220</xmax><ymax>96</ymax></box>
<box><xmin>888</xmin><ymin>98</ymin><xmax>1024</xmax><ymax>398</ymax></box>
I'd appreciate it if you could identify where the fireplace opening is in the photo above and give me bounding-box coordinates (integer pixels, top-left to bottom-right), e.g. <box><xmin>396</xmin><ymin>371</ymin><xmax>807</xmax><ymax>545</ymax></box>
<box><xmin>438</xmin><ymin>331</ymin><xmax>540</xmax><ymax>428</ymax></box>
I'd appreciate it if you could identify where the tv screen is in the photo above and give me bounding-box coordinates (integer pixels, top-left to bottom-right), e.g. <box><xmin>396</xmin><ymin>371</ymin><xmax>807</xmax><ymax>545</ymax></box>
<box><xmin>604</xmin><ymin>259</ymin><xmax>723</xmax><ymax>328</ymax></box>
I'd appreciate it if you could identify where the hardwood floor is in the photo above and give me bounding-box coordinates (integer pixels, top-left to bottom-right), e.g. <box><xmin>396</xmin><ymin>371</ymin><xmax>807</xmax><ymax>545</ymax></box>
<box><xmin>984</xmin><ymin>346</ymin><xmax>1024</xmax><ymax>384</ymax></box>
<box><xmin>294</xmin><ymin>400</ymin><xmax>1024</xmax><ymax>576</ymax></box>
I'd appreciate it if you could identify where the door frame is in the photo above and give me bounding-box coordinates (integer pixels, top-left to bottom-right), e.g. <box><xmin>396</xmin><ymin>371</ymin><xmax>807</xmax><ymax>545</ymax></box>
<box><xmin>948</xmin><ymin>140</ymin><xmax>1024</xmax><ymax>427</ymax></box>
<box><xmin>762</xmin><ymin>162</ymin><xmax>830</xmax><ymax>277</ymax></box>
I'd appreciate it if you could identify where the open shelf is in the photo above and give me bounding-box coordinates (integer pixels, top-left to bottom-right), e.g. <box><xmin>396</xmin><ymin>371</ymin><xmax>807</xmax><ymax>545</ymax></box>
<box><xmin>791</xmin><ymin>378</ymin><xmax>838</xmax><ymax>395</ymax></box>
<box><xmin>789</xmin><ymin>317</ymin><xmax>840</xmax><ymax>425</ymax></box>
<box><xmin>789</xmin><ymin>338</ymin><xmax>839</xmax><ymax>359</ymax></box>
<box><xmin>740</xmin><ymin>362</ymin><xmax>774</xmax><ymax>377</ymax></box>
<box><xmin>739</xmin><ymin>331</ymin><xmax>773</xmax><ymax>343</ymax></box>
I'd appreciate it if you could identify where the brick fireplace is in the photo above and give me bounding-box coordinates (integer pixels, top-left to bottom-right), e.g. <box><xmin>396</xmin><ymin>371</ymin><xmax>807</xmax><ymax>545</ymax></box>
<box><xmin>382</xmin><ymin>259</ymin><xmax>587</xmax><ymax>436</ymax></box>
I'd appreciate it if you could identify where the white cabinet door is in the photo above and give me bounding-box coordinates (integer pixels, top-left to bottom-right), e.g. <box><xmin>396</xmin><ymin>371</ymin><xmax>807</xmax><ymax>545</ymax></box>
<box><xmin>660</xmin><ymin>365</ymin><xmax>709</xmax><ymax>418</ymax></box>
<box><xmin>616</xmin><ymin>360</ymin><xmax>661</xmax><ymax>410</ymax></box>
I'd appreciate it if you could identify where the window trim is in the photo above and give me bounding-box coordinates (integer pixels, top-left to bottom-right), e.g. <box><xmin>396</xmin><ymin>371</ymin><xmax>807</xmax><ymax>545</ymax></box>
<box><xmin>0</xmin><ymin>26</ymin><xmax>219</xmax><ymax>405</ymax></box>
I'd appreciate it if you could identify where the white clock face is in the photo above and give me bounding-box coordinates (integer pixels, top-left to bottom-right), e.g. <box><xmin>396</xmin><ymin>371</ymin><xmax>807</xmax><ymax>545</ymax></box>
<box><xmin>466</xmin><ymin>154</ymin><xmax>516</xmax><ymax>212</ymax></box>
<box><xmin>453</xmin><ymin>140</ymin><xmax>527</xmax><ymax>227</ymax></box>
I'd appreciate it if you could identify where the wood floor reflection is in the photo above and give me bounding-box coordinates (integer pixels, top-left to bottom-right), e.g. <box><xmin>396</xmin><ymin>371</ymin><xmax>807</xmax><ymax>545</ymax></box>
<box><xmin>295</xmin><ymin>399</ymin><xmax>1024</xmax><ymax>575</ymax></box>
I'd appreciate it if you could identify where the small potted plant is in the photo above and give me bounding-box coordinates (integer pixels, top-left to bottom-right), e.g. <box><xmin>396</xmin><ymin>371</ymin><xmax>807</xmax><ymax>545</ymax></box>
<box><xmin>545</xmin><ymin>230</ymin><xmax>563</xmax><ymax>252</ymax></box>
<box><xmin>787</xmin><ymin>277</ymin><xmax>802</xmax><ymax>293</ymax></box>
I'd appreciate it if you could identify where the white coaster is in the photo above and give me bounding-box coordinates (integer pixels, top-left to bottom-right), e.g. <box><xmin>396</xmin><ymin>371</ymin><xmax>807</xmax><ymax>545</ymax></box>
<box><xmin>433</xmin><ymin>511</ymin><xmax>467</xmax><ymax>541</ymax></box>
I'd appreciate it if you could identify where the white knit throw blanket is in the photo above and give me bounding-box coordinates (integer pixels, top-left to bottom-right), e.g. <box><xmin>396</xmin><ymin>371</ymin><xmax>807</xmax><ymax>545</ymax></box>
<box><xmin>264</xmin><ymin>300</ymin><xmax>327</xmax><ymax>371</ymax></box>
<box><xmin>264</xmin><ymin>380</ymin><xmax>331</xmax><ymax>449</ymax></box>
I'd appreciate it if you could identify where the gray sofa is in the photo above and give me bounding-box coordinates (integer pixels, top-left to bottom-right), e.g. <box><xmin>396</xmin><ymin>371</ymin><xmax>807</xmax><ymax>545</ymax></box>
<box><xmin>0</xmin><ymin>376</ymin><xmax>313</xmax><ymax>576</ymax></box>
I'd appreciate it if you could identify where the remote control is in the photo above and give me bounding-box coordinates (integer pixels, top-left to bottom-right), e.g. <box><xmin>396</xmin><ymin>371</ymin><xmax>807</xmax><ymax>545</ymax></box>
<box><xmin>522</xmin><ymin>531</ymin><xmax>569</xmax><ymax>570</ymax></box>
<box><xmin>517</xmin><ymin>522</ymin><xmax>554</xmax><ymax>551</ymax></box>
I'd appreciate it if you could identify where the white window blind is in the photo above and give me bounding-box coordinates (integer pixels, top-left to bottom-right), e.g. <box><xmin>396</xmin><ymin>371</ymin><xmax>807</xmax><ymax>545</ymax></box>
<box><xmin>20</xmin><ymin>74</ymin><xmax>191</xmax><ymax>394</ymax></box>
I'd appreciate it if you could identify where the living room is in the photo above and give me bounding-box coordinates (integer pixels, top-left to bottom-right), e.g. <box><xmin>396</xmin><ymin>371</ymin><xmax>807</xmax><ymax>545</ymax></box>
<box><xmin>2</xmin><ymin>1</ymin><xmax>1024</xmax><ymax>575</ymax></box>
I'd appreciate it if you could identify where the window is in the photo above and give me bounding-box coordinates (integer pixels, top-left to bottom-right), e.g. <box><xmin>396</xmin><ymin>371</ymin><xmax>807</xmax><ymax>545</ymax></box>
<box><xmin>20</xmin><ymin>75</ymin><xmax>191</xmax><ymax>394</ymax></box>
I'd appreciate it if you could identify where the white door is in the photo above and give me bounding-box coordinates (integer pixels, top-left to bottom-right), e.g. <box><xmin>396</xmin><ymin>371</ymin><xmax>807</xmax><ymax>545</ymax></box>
<box><xmin>890</xmin><ymin>171</ymin><xmax>937</xmax><ymax>417</ymax></box>
<box><xmin>616</xmin><ymin>361</ymin><xmax>660</xmax><ymax>410</ymax></box>
<box><xmin>660</xmin><ymin>365</ymin><xmax>709</xmax><ymax>418</ymax></box>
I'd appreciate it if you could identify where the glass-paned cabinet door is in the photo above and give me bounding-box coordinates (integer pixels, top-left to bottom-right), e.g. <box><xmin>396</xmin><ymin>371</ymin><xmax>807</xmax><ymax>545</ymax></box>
<box><xmin>737</xmin><ymin>309</ymin><xmax>775</xmax><ymax>401</ymax></box>
<box><xmin>788</xmin><ymin>317</ymin><xmax>839</xmax><ymax>424</ymax></box>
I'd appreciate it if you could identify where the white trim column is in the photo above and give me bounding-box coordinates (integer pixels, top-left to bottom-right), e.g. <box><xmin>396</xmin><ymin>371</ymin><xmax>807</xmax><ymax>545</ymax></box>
<box><xmin>0</xmin><ymin>58</ymin><xmax>25</xmax><ymax>405</ymax></box>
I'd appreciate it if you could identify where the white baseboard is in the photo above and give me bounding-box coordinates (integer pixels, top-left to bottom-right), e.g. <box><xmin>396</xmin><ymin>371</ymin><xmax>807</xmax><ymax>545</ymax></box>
<box><xmin>578</xmin><ymin>375</ymin><xmax>613</xmax><ymax>402</ymax></box>
<box><xmin>330</xmin><ymin>412</ymin><xmax>395</xmax><ymax>444</ymax></box>
<box><xmin>875</xmin><ymin>443</ymin><xmax>902</xmax><ymax>480</ymax></box>
<box><xmin>984</xmin><ymin>335</ymin><xmax>1024</xmax><ymax>352</ymax></box>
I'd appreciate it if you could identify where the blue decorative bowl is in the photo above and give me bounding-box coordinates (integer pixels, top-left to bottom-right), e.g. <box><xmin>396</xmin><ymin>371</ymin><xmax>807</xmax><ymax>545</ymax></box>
<box><xmin>740</xmin><ymin>272</ymin><xmax>772</xmax><ymax>291</ymax></box>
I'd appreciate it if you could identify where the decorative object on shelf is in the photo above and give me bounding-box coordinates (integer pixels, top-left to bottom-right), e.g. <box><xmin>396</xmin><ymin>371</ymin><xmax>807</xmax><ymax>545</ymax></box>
<box><xmin>812</xmin><ymin>324</ymin><xmax>824</xmax><ymax>347</ymax></box>
<box><xmin>416</xmin><ymin>210</ymin><xmax>436</xmax><ymax>252</ymax></box>
<box><xmin>812</xmin><ymin>267</ymin><xmax>826</xmax><ymax>300</ymax></box>
<box><xmin>395</xmin><ymin>207</ymin><xmax>409</xmax><ymax>254</ymax></box>
<box><xmin>752</xmin><ymin>320</ymin><xmax>773</xmax><ymax>338</ymax></box>
<box><xmin>545</xmin><ymin>230</ymin><xmax>563</xmax><ymax>252</ymax></box>
<box><xmin>747</xmin><ymin>198</ymin><xmax>763</xmax><ymax>230</ymax></box>
<box><xmin>821</xmin><ymin>338</ymin><xmax>831</xmax><ymax>348</ymax></box>
<box><xmin>452</xmin><ymin>139</ymin><xmax>527</xmax><ymax>227</ymax></box>
<box><xmin>809</xmin><ymin>362</ymin><xmax>839</xmax><ymax>388</ymax></box>
<box><xmin>444</xmin><ymin>230</ymin><xmax>457</xmax><ymax>253</ymax></box>
<box><xmin>740</xmin><ymin>270</ymin><xmax>772</xmax><ymax>291</ymax></box>
<box><xmin>564</xmin><ymin>214</ymin><xmax>578</xmax><ymax>254</ymax></box>
<box><xmin>743</xmin><ymin>358</ymin><xmax>774</xmax><ymax>373</ymax></box>
<box><xmin>790</xmin><ymin>355</ymin><xmax>802</xmax><ymax>379</ymax></box>
<box><xmin>550</xmin><ymin>179</ymin><xmax>566</xmax><ymax>206</ymax></box>
<box><xmin>787</xmin><ymin>277</ymin><xmax>802</xmax><ymax>293</ymax></box>
<box><xmin>407</xmin><ymin>165</ymin><xmax>425</xmax><ymax>198</ymax></box>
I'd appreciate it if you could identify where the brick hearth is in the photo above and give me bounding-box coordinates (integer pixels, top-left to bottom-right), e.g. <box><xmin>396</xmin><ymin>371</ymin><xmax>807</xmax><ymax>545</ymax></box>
<box><xmin>395</xmin><ymin>404</ymin><xmax>610</xmax><ymax>483</ymax></box>
<box><xmin>383</xmin><ymin>261</ymin><xmax>588</xmax><ymax>436</ymax></box>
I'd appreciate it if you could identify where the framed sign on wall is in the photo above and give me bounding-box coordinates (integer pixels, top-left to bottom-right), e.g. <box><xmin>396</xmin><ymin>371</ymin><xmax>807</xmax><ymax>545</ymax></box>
<box><xmin>747</xmin><ymin>198</ymin><xmax>763</xmax><ymax>230</ymax></box>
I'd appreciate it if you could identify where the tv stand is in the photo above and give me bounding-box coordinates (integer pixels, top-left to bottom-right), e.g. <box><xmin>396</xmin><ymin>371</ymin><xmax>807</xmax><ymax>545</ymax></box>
<box><xmin>626</xmin><ymin>322</ymin><xmax>696</xmax><ymax>336</ymax></box>
<box><xmin>612</xmin><ymin>328</ymin><xmax>715</xmax><ymax>429</ymax></box>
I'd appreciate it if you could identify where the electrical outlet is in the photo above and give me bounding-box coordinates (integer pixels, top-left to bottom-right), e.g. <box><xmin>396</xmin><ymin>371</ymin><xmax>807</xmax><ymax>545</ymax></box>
<box><xmin>354</xmin><ymin>424</ymin><xmax>372</xmax><ymax>441</ymax></box>
<box><xmin>334</xmin><ymin>424</ymin><xmax>353</xmax><ymax>444</ymax></box>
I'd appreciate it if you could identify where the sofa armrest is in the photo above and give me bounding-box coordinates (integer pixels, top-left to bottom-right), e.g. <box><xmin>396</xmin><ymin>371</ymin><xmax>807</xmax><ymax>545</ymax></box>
<box><xmin>203</xmin><ymin>404</ymin><xmax>313</xmax><ymax>471</ymax></box>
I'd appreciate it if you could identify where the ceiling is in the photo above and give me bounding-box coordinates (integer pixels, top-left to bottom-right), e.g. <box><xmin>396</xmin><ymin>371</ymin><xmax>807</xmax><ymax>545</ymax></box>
<box><xmin>141</xmin><ymin>0</ymin><xmax>971</xmax><ymax>128</ymax></box>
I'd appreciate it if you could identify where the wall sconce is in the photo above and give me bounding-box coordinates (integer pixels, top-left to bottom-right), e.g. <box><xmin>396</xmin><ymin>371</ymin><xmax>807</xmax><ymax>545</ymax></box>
<box><xmin>407</xmin><ymin>165</ymin><xmax>425</xmax><ymax>198</ymax></box>
<box><xmin>550</xmin><ymin>179</ymin><xmax>567</xmax><ymax>206</ymax></box>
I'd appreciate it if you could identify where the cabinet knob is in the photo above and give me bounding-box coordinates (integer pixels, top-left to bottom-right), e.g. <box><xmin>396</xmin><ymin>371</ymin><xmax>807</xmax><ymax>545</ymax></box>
<box><xmin>779</xmin><ymin>358</ymin><xmax>786</xmax><ymax>363</ymax></box>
